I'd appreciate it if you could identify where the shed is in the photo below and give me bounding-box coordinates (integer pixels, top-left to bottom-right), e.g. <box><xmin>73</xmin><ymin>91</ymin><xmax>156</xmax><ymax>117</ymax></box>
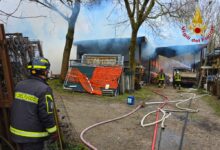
<box><xmin>74</xmin><ymin>36</ymin><xmax>147</xmax><ymax>65</ymax></box>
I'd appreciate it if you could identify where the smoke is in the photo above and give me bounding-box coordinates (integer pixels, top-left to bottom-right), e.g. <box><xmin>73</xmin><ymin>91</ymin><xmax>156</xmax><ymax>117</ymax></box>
<box><xmin>141</xmin><ymin>39</ymin><xmax>157</xmax><ymax>59</ymax></box>
<box><xmin>75</xmin><ymin>37</ymin><xmax>137</xmax><ymax>61</ymax></box>
<box><xmin>1</xmin><ymin>0</ymin><xmax>209</xmax><ymax>74</ymax></box>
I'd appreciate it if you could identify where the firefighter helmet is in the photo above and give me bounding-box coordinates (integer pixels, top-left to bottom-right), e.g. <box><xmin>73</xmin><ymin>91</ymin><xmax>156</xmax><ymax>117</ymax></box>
<box><xmin>27</xmin><ymin>57</ymin><xmax>50</xmax><ymax>75</ymax></box>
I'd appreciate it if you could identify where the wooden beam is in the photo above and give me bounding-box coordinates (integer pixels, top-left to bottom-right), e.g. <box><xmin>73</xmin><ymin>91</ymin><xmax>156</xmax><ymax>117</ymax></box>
<box><xmin>0</xmin><ymin>24</ymin><xmax>14</xmax><ymax>108</ymax></box>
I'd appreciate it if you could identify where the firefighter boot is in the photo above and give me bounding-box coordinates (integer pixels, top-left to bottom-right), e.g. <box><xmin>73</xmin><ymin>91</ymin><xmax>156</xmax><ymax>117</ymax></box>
<box><xmin>158</xmin><ymin>83</ymin><xmax>161</xmax><ymax>88</ymax></box>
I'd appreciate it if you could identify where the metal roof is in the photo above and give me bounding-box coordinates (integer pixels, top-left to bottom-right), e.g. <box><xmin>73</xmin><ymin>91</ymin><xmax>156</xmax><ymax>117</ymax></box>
<box><xmin>155</xmin><ymin>44</ymin><xmax>206</xmax><ymax>57</ymax></box>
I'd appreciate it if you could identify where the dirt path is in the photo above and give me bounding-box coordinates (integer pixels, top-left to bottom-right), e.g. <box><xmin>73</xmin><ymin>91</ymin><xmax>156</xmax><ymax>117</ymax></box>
<box><xmin>54</xmin><ymin>86</ymin><xmax>220</xmax><ymax>150</ymax></box>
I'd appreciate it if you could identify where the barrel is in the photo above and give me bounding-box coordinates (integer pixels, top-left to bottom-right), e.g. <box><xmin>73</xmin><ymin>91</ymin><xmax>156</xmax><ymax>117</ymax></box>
<box><xmin>127</xmin><ymin>96</ymin><xmax>135</xmax><ymax>105</ymax></box>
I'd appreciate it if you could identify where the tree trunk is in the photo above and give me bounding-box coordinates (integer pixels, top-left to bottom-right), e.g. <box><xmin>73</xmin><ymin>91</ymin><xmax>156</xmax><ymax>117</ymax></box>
<box><xmin>129</xmin><ymin>30</ymin><xmax>138</xmax><ymax>91</ymax></box>
<box><xmin>60</xmin><ymin>24</ymin><xmax>74</xmax><ymax>81</ymax></box>
<box><xmin>60</xmin><ymin>2</ymin><xmax>80</xmax><ymax>81</ymax></box>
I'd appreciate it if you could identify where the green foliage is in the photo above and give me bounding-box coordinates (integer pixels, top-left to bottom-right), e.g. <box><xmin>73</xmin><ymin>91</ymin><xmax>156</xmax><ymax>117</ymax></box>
<box><xmin>48</xmin><ymin>79</ymin><xmax>73</xmax><ymax>94</ymax></box>
<box><xmin>48</xmin><ymin>79</ymin><xmax>154</xmax><ymax>102</ymax></box>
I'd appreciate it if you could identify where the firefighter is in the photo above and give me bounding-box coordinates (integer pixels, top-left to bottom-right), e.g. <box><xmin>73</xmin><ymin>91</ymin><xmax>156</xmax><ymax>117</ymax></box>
<box><xmin>157</xmin><ymin>68</ymin><xmax>166</xmax><ymax>88</ymax></box>
<box><xmin>10</xmin><ymin>57</ymin><xmax>58</xmax><ymax>150</ymax></box>
<box><xmin>174</xmin><ymin>70</ymin><xmax>181</xmax><ymax>90</ymax></box>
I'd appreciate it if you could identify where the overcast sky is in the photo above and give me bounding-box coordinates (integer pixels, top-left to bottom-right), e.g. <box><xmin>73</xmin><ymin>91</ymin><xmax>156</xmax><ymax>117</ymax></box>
<box><xmin>0</xmin><ymin>0</ymin><xmax>206</xmax><ymax>73</ymax></box>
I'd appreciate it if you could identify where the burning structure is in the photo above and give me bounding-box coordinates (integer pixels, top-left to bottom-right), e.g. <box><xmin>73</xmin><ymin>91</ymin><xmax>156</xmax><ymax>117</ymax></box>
<box><xmin>64</xmin><ymin>36</ymin><xmax>147</xmax><ymax>95</ymax></box>
<box><xmin>148</xmin><ymin>44</ymin><xmax>206</xmax><ymax>85</ymax></box>
<box><xmin>65</xmin><ymin>35</ymin><xmax>207</xmax><ymax>95</ymax></box>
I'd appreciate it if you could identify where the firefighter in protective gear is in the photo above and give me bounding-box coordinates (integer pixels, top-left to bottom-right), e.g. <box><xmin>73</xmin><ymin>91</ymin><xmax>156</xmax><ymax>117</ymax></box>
<box><xmin>10</xmin><ymin>57</ymin><xmax>57</xmax><ymax>150</ymax></box>
<box><xmin>157</xmin><ymin>69</ymin><xmax>165</xmax><ymax>88</ymax></box>
<box><xmin>174</xmin><ymin>70</ymin><xmax>181</xmax><ymax>90</ymax></box>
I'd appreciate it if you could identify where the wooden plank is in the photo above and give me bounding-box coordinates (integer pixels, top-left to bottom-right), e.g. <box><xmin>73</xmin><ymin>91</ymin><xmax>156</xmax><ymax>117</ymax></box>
<box><xmin>0</xmin><ymin>24</ymin><xmax>14</xmax><ymax>107</ymax></box>
<box><xmin>0</xmin><ymin>100</ymin><xmax>11</xmax><ymax>108</ymax></box>
<box><xmin>2</xmin><ymin>108</ymin><xmax>10</xmax><ymax>140</ymax></box>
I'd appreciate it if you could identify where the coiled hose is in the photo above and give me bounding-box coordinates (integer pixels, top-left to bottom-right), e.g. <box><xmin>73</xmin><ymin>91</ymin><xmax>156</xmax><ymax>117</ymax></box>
<box><xmin>80</xmin><ymin>91</ymin><xmax>207</xmax><ymax>150</ymax></box>
<box><xmin>141</xmin><ymin>92</ymin><xmax>207</xmax><ymax>150</ymax></box>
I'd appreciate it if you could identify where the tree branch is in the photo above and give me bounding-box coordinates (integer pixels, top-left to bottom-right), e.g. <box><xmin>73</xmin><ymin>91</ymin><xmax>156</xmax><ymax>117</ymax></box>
<box><xmin>139</xmin><ymin>0</ymin><xmax>149</xmax><ymax>15</ymax></box>
<box><xmin>0</xmin><ymin>10</ymin><xmax>46</xmax><ymax>19</ymax></box>
<box><xmin>124</xmin><ymin>0</ymin><xmax>133</xmax><ymax>18</ymax></box>
<box><xmin>124</xmin><ymin>0</ymin><xmax>135</xmax><ymax>27</ymax></box>
<box><xmin>44</xmin><ymin>0</ymin><xmax>68</xmax><ymax>21</ymax></box>
<box><xmin>29</xmin><ymin>0</ymin><xmax>51</xmax><ymax>8</ymax></box>
<box><xmin>6</xmin><ymin>0</ymin><xmax>22</xmax><ymax>18</ymax></box>
<box><xmin>132</xmin><ymin>0</ymin><xmax>136</xmax><ymax>18</ymax></box>
<box><xmin>141</xmin><ymin>0</ymin><xmax>155</xmax><ymax>23</ymax></box>
<box><xmin>135</xmin><ymin>0</ymin><xmax>139</xmax><ymax>22</ymax></box>
<box><xmin>30</xmin><ymin>0</ymin><xmax>69</xmax><ymax>20</ymax></box>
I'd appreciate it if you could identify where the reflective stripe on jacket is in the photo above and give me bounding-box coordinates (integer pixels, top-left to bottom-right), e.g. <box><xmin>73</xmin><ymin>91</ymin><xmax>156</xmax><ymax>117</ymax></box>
<box><xmin>158</xmin><ymin>73</ymin><xmax>165</xmax><ymax>81</ymax></box>
<box><xmin>174</xmin><ymin>74</ymin><xmax>181</xmax><ymax>81</ymax></box>
<box><xmin>10</xmin><ymin>76</ymin><xmax>57</xmax><ymax>143</ymax></box>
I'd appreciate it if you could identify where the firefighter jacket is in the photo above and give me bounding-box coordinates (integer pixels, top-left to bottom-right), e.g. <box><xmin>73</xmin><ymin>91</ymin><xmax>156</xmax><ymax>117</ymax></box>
<box><xmin>10</xmin><ymin>76</ymin><xmax>57</xmax><ymax>143</ymax></box>
<box><xmin>174</xmin><ymin>73</ymin><xmax>181</xmax><ymax>82</ymax></box>
<box><xmin>158</xmin><ymin>72</ymin><xmax>165</xmax><ymax>81</ymax></box>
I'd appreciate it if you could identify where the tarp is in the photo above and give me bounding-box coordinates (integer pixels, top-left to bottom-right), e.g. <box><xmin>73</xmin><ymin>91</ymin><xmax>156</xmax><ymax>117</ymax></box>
<box><xmin>64</xmin><ymin>66</ymin><xmax>123</xmax><ymax>95</ymax></box>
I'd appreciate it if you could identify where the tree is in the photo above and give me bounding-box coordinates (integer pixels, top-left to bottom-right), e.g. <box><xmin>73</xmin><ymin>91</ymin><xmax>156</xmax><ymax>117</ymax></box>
<box><xmin>121</xmin><ymin>0</ymin><xmax>192</xmax><ymax>91</ymax></box>
<box><xmin>30</xmin><ymin>0</ymin><xmax>102</xmax><ymax>81</ymax></box>
<box><xmin>29</xmin><ymin>0</ymin><xmax>80</xmax><ymax>81</ymax></box>
<box><xmin>0</xmin><ymin>0</ymin><xmax>46</xmax><ymax>23</ymax></box>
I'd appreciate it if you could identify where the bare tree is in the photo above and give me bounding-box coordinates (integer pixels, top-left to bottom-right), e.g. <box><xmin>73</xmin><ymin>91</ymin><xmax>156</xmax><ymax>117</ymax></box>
<box><xmin>0</xmin><ymin>0</ymin><xmax>45</xmax><ymax>23</ymax></box>
<box><xmin>28</xmin><ymin>0</ymin><xmax>81</xmax><ymax>81</ymax></box>
<box><xmin>1</xmin><ymin>0</ymin><xmax>101</xmax><ymax>81</ymax></box>
<box><xmin>121</xmin><ymin>0</ymin><xmax>193</xmax><ymax>91</ymax></box>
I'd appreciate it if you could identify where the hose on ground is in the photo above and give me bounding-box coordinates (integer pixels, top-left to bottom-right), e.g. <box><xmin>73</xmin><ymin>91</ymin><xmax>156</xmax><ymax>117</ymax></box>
<box><xmin>141</xmin><ymin>93</ymin><xmax>208</xmax><ymax>128</ymax></box>
<box><xmin>151</xmin><ymin>90</ymin><xmax>169</xmax><ymax>150</ymax></box>
<box><xmin>80</xmin><ymin>104</ymin><xmax>143</xmax><ymax>150</ymax></box>
<box><xmin>142</xmin><ymin>91</ymin><xmax>207</xmax><ymax>150</ymax></box>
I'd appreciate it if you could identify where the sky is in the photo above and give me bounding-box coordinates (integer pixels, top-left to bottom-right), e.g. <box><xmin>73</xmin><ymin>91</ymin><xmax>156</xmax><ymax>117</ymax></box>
<box><xmin>0</xmin><ymin>0</ymin><xmax>208</xmax><ymax>74</ymax></box>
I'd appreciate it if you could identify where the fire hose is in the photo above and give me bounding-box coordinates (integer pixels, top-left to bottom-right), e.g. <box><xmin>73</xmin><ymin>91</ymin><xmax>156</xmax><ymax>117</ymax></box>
<box><xmin>141</xmin><ymin>93</ymin><xmax>208</xmax><ymax>128</ymax></box>
<box><xmin>80</xmin><ymin>104</ymin><xmax>143</xmax><ymax>150</ymax></box>
<box><xmin>141</xmin><ymin>92</ymin><xmax>207</xmax><ymax>150</ymax></box>
<box><xmin>80</xmin><ymin>91</ymin><xmax>207</xmax><ymax>150</ymax></box>
<box><xmin>149</xmin><ymin>90</ymin><xmax>169</xmax><ymax>150</ymax></box>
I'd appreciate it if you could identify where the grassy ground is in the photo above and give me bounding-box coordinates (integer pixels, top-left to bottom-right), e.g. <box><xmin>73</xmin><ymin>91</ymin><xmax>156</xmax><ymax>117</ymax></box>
<box><xmin>202</xmin><ymin>94</ymin><xmax>220</xmax><ymax>116</ymax></box>
<box><xmin>48</xmin><ymin>79</ymin><xmax>155</xmax><ymax>102</ymax></box>
<box><xmin>194</xmin><ymin>88</ymin><xmax>220</xmax><ymax>116</ymax></box>
<box><xmin>48</xmin><ymin>79</ymin><xmax>220</xmax><ymax>116</ymax></box>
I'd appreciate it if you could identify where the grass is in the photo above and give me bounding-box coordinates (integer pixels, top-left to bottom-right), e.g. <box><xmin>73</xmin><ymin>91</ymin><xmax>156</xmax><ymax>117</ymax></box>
<box><xmin>116</xmin><ymin>87</ymin><xmax>155</xmax><ymax>101</ymax></box>
<box><xmin>48</xmin><ymin>79</ymin><xmax>72</xmax><ymax>93</ymax></box>
<box><xmin>48</xmin><ymin>79</ymin><xmax>84</xmax><ymax>96</ymax></box>
<box><xmin>48</xmin><ymin>79</ymin><xmax>155</xmax><ymax>102</ymax></box>
<box><xmin>202</xmin><ymin>94</ymin><xmax>220</xmax><ymax>116</ymax></box>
